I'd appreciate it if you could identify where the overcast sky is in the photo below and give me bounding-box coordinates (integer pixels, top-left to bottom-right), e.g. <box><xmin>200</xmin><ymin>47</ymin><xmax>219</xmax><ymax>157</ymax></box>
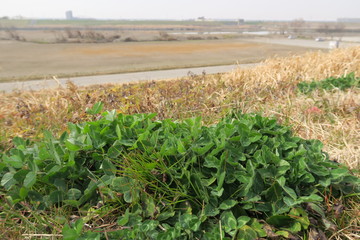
<box><xmin>1</xmin><ymin>0</ymin><xmax>359</xmax><ymax>21</ymax></box>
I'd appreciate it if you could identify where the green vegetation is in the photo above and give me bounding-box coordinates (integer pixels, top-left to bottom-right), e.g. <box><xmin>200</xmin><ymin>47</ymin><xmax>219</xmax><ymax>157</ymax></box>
<box><xmin>0</xmin><ymin>19</ymin><xmax>31</xmax><ymax>27</ymax></box>
<box><xmin>297</xmin><ymin>73</ymin><xmax>360</xmax><ymax>94</ymax></box>
<box><xmin>1</xmin><ymin>103</ymin><xmax>359</xmax><ymax>239</ymax></box>
<box><xmin>1</xmin><ymin>46</ymin><xmax>359</xmax><ymax>239</ymax></box>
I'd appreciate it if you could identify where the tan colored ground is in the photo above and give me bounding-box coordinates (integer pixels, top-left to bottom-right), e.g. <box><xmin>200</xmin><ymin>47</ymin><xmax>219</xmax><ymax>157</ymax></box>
<box><xmin>70</xmin><ymin>42</ymin><xmax>256</xmax><ymax>55</ymax></box>
<box><xmin>0</xmin><ymin>39</ymin><xmax>317</xmax><ymax>82</ymax></box>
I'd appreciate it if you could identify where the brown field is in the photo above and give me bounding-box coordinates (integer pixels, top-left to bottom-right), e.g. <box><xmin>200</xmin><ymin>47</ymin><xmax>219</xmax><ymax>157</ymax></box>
<box><xmin>0</xmin><ymin>39</ymin><xmax>318</xmax><ymax>82</ymax></box>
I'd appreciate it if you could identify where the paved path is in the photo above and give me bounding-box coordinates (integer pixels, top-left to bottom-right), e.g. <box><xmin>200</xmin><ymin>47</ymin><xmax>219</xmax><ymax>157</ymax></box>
<box><xmin>0</xmin><ymin>64</ymin><xmax>256</xmax><ymax>93</ymax></box>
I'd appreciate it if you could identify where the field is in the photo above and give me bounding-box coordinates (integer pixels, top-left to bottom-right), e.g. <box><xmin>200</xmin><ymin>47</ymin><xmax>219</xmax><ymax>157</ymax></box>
<box><xmin>5</xmin><ymin>18</ymin><xmax>360</xmax><ymax>83</ymax></box>
<box><xmin>0</xmin><ymin>46</ymin><xmax>359</xmax><ymax>239</ymax></box>
<box><xmin>0</xmin><ymin>38</ymin><xmax>316</xmax><ymax>82</ymax></box>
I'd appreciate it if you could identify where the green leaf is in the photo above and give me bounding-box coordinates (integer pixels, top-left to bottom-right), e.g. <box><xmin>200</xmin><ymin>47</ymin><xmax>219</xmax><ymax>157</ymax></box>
<box><xmin>111</xmin><ymin>177</ymin><xmax>133</xmax><ymax>193</ymax></box>
<box><xmin>3</xmin><ymin>154</ymin><xmax>23</xmax><ymax>168</ymax></box>
<box><xmin>105</xmin><ymin>109</ymin><xmax>117</xmax><ymax>121</ymax></box>
<box><xmin>220</xmin><ymin>211</ymin><xmax>237</xmax><ymax>232</ymax></box>
<box><xmin>250</xmin><ymin>219</ymin><xmax>267</xmax><ymax>237</ymax></box>
<box><xmin>237</xmin><ymin>225</ymin><xmax>258</xmax><ymax>240</ymax></box>
<box><xmin>249</xmin><ymin>132</ymin><xmax>262</xmax><ymax>143</ymax></box>
<box><xmin>115</xmin><ymin>124</ymin><xmax>122</xmax><ymax>140</ymax></box>
<box><xmin>219</xmin><ymin>199</ymin><xmax>238</xmax><ymax>210</ymax></box>
<box><xmin>204</xmin><ymin>156</ymin><xmax>221</xmax><ymax>169</ymax></box>
<box><xmin>62</xmin><ymin>224</ymin><xmax>79</xmax><ymax>240</ymax></box>
<box><xmin>211</xmin><ymin>187</ymin><xmax>224</xmax><ymax>197</ymax></box>
<box><xmin>74</xmin><ymin>219</ymin><xmax>84</xmax><ymax>235</ymax></box>
<box><xmin>67</xmin><ymin>188</ymin><xmax>82</xmax><ymax>200</ymax></box>
<box><xmin>298</xmin><ymin>194</ymin><xmax>323</xmax><ymax>203</ymax></box>
<box><xmin>285</xmin><ymin>221</ymin><xmax>302</xmax><ymax>232</ymax></box>
<box><xmin>140</xmin><ymin>219</ymin><xmax>159</xmax><ymax>233</ymax></box>
<box><xmin>117</xmin><ymin>209</ymin><xmax>130</xmax><ymax>226</ymax></box>
<box><xmin>216</xmin><ymin>170</ymin><xmax>226</xmax><ymax>191</ymax></box>
<box><xmin>1</xmin><ymin>172</ymin><xmax>16</xmax><ymax>190</ymax></box>
<box><xmin>127</xmin><ymin>214</ymin><xmax>143</xmax><ymax>227</ymax></box>
<box><xmin>28</xmin><ymin>191</ymin><xmax>43</xmax><ymax>202</ymax></box>
<box><xmin>46</xmin><ymin>165</ymin><xmax>62</xmax><ymax>176</ymax></box>
<box><xmin>49</xmin><ymin>190</ymin><xmax>65</xmax><ymax>203</ymax></box>
<box><xmin>204</xmin><ymin>203</ymin><xmax>220</xmax><ymax>217</ymax></box>
<box><xmin>143</xmin><ymin>197</ymin><xmax>156</xmax><ymax>218</ymax></box>
<box><xmin>124</xmin><ymin>190</ymin><xmax>138</xmax><ymax>203</ymax></box>
<box><xmin>19</xmin><ymin>187</ymin><xmax>29</xmax><ymax>199</ymax></box>
<box><xmin>107</xmin><ymin>143</ymin><xmax>123</xmax><ymax>158</ymax></box>
<box><xmin>289</xmin><ymin>208</ymin><xmax>310</xmax><ymax>229</ymax></box>
<box><xmin>193</xmin><ymin>142</ymin><xmax>214</xmax><ymax>155</ymax></box>
<box><xmin>78</xmin><ymin>232</ymin><xmax>101</xmax><ymax>240</ymax></box>
<box><xmin>266</xmin><ymin>215</ymin><xmax>293</xmax><ymax>227</ymax></box>
<box><xmin>23</xmin><ymin>171</ymin><xmax>36</xmax><ymax>189</ymax></box>
<box><xmin>157</xmin><ymin>211</ymin><xmax>175</xmax><ymax>221</ymax></box>
<box><xmin>276</xmin><ymin>177</ymin><xmax>297</xmax><ymax>200</ymax></box>
<box><xmin>282</xmin><ymin>186</ymin><xmax>297</xmax><ymax>200</ymax></box>
<box><xmin>43</xmin><ymin>131</ymin><xmax>62</xmax><ymax>165</ymax></box>
<box><xmin>237</xmin><ymin>216</ymin><xmax>251</xmax><ymax>228</ymax></box>
<box><xmin>305</xmin><ymin>203</ymin><xmax>325</xmax><ymax>218</ymax></box>
<box><xmin>13</xmin><ymin>137</ymin><xmax>27</xmax><ymax>148</ymax></box>
<box><xmin>331</xmin><ymin>168</ymin><xmax>350</xmax><ymax>180</ymax></box>
<box><xmin>53</xmin><ymin>178</ymin><xmax>67</xmax><ymax>192</ymax></box>
<box><xmin>283</xmin><ymin>197</ymin><xmax>297</xmax><ymax>207</ymax></box>
<box><xmin>100</xmin><ymin>159</ymin><xmax>116</xmax><ymax>175</ymax></box>
<box><xmin>13</xmin><ymin>169</ymin><xmax>30</xmax><ymax>182</ymax></box>
<box><xmin>179</xmin><ymin>213</ymin><xmax>201</xmax><ymax>231</ymax></box>
<box><xmin>143</xmin><ymin>162</ymin><xmax>157</xmax><ymax>170</ymax></box>
<box><xmin>86</xmin><ymin>102</ymin><xmax>103</xmax><ymax>115</ymax></box>
<box><xmin>160</xmin><ymin>139</ymin><xmax>176</xmax><ymax>156</ymax></box>
<box><xmin>65</xmin><ymin>139</ymin><xmax>81</xmax><ymax>151</ymax></box>
<box><xmin>63</xmin><ymin>200</ymin><xmax>80</xmax><ymax>207</ymax></box>
<box><xmin>275</xmin><ymin>230</ymin><xmax>290</xmax><ymax>238</ymax></box>
<box><xmin>177</xmin><ymin>139</ymin><xmax>186</xmax><ymax>154</ymax></box>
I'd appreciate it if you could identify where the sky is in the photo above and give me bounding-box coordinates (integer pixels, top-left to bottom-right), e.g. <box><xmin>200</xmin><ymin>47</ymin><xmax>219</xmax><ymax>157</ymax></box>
<box><xmin>1</xmin><ymin>0</ymin><xmax>359</xmax><ymax>21</ymax></box>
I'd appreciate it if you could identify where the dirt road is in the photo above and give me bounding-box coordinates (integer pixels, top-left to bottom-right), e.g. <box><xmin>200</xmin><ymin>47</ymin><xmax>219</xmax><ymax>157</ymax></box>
<box><xmin>0</xmin><ymin>64</ymin><xmax>256</xmax><ymax>93</ymax></box>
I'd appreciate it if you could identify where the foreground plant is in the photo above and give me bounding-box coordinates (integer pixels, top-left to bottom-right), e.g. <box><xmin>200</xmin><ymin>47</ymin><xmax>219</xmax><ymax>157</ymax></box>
<box><xmin>0</xmin><ymin>106</ymin><xmax>359</xmax><ymax>239</ymax></box>
<box><xmin>297</xmin><ymin>72</ymin><xmax>360</xmax><ymax>94</ymax></box>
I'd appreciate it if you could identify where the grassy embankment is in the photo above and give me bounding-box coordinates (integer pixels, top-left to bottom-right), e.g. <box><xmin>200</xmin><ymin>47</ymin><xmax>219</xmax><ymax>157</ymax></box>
<box><xmin>0</xmin><ymin>47</ymin><xmax>359</xmax><ymax>239</ymax></box>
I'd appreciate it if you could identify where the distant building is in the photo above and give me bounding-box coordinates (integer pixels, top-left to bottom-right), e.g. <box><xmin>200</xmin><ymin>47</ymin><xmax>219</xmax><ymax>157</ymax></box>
<box><xmin>337</xmin><ymin>18</ymin><xmax>360</xmax><ymax>23</ymax></box>
<box><xmin>195</xmin><ymin>17</ymin><xmax>214</xmax><ymax>22</ymax></box>
<box><xmin>13</xmin><ymin>15</ymin><xmax>24</xmax><ymax>19</ymax></box>
<box><xmin>65</xmin><ymin>11</ymin><xmax>73</xmax><ymax>20</ymax></box>
<box><xmin>237</xmin><ymin>19</ymin><xmax>245</xmax><ymax>25</ymax></box>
